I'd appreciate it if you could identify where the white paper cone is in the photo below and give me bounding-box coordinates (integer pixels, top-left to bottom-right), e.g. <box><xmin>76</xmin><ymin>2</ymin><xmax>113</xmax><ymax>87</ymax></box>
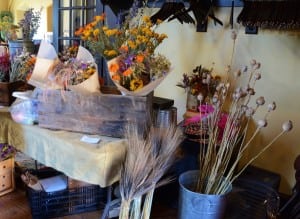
<box><xmin>28</xmin><ymin>41</ymin><xmax>100</xmax><ymax>94</ymax></box>
<box><xmin>28</xmin><ymin>40</ymin><xmax>58</xmax><ymax>89</ymax></box>
<box><xmin>28</xmin><ymin>57</ymin><xmax>61</xmax><ymax>89</ymax></box>
<box><xmin>69</xmin><ymin>46</ymin><xmax>100</xmax><ymax>94</ymax></box>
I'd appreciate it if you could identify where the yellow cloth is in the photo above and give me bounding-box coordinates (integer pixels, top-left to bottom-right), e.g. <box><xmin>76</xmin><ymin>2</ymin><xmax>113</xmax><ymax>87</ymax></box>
<box><xmin>0</xmin><ymin>108</ymin><xmax>127</xmax><ymax>187</ymax></box>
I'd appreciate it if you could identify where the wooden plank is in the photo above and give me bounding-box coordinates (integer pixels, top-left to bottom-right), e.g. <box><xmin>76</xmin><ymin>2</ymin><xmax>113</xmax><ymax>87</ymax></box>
<box><xmin>36</xmin><ymin>88</ymin><xmax>152</xmax><ymax>137</ymax></box>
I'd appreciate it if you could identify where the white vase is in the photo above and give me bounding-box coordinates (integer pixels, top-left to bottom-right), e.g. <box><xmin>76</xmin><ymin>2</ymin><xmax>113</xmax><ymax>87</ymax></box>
<box><xmin>186</xmin><ymin>90</ymin><xmax>199</xmax><ymax>112</ymax></box>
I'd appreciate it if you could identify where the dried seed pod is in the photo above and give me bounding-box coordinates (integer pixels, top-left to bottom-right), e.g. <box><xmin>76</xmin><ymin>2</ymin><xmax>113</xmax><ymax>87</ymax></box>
<box><xmin>197</xmin><ymin>93</ymin><xmax>204</xmax><ymax>102</ymax></box>
<box><xmin>212</xmin><ymin>94</ymin><xmax>219</xmax><ymax>103</ymax></box>
<box><xmin>240</xmin><ymin>91</ymin><xmax>247</xmax><ymax>98</ymax></box>
<box><xmin>250</xmin><ymin>59</ymin><xmax>257</xmax><ymax>66</ymax></box>
<box><xmin>254</xmin><ymin>62</ymin><xmax>261</xmax><ymax>70</ymax></box>
<box><xmin>254</xmin><ymin>72</ymin><xmax>261</xmax><ymax>80</ymax></box>
<box><xmin>247</xmin><ymin>88</ymin><xmax>255</xmax><ymax>95</ymax></box>
<box><xmin>234</xmin><ymin>92</ymin><xmax>241</xmax><ymax>100</ymax></box>
<box><xmin>246</xmin><ymin>107</ymin><xmax>255</xmax><ymax>117</ymax></box>
<box><xmin>241</xmin><ymin>105</ymin><xmax>248</xmax><ymax>113</ymax></box>
<box><xmin>268</xmin><ymin>102</ymin><xmax>276</xmax><ymax>111</ymax></box>
<box><xmin>231</xmin><ymin>30</ymin><xmax>237</xmax><ymax>40</ymax></box>
<box><xmin>256</xmin><ymin>96</ymin><xmax>265</xmax><ymax>106</ymax></box>
<box><xmin>257</xmin><ymin>119</ymin><xmax>268</xmax><ymax>128</ymax></box>
<box><xmin>282</xmin><ymin>120</ymin><xmax>293</xmax><ymax>132</ymax></box>
<box><xmin>234</xmin><ymin>69</ymin><xmax>241</xmax><ymax>77</ymax></box>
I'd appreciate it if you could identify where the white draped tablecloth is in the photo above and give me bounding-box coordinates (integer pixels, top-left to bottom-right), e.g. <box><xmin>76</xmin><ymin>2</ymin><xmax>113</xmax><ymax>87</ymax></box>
<box><xmin>0</xmin><ymin>107</ymin><xmax>127</xmax><ymax>187</ymax></box>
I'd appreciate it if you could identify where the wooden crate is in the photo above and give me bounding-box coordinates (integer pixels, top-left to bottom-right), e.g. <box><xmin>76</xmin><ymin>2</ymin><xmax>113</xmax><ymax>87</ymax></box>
<box><xmin>36</xmin><ymin>87</ymin><xmax>153</xmax><ymax>137</ymax></box>
<box><xmin>0</xmin><ymin>81</ymin><xmax>34</xmax><ymax>106</ymax></box>
<box><xmin>0</xmin><ymin>157</ymin><xmax>15</xmax><ymax>196</ymax></box>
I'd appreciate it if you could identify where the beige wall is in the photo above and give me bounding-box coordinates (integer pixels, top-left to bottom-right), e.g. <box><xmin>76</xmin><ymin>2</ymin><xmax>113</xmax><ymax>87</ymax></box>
<box><xmin>154</xmin><ymin>7</ymin><xmax>300</xmax><ymax>195</ymax></box>
<box><xmin>0</xmin><ymin>1</ymin><xmax>8</xmax><ymax>11</ymax></box>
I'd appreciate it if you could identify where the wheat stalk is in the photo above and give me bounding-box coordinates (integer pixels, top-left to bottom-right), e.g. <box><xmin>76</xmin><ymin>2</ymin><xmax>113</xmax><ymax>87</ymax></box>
<box><xmin>118</xmin><ymin>123</ymin><xmax>183</xmax><ymax>219</ymax></box>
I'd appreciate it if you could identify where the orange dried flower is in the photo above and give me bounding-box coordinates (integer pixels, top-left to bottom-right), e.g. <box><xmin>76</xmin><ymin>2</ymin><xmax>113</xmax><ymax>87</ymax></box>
<box><xmin>109</xmin><ymin>63</ymin><xmax>119</xmax><ymax>73</ymax></box>
<box><xmin>135</xmin><ymin>54</ymin><xmax>144</xmax><ymax>63</ymax></box>
<box><xmin>123</xmin><ymin>68</ymin><xmax>133</xmax><ymax>77</ymax></box>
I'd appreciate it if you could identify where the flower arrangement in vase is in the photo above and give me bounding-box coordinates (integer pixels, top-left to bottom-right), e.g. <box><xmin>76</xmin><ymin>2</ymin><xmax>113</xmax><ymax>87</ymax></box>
<box><xmin>178</xmin><ymin>59</ymin><xmax>293</xmax><ymax>219</ymax></box>
<box><xmin>18</xmin><ymin>8</ymin><xmax>41</xmax><ymax>41</ymax></box>
<box><xmin>75</xmin><ymin>0</ymin><xmax>171</xmax><ymax>95</ymax></box>
<box><xmin>177</xmin><ymin>64</ymin><xmax>221</xmax><ymax>112</ymax></box>
<box><xmin>0</xmin><ymin>49</ymin><xmax>36</xmax><ymax>106</ymax></box>
<box><xmin>0</xmin><ymin>11</ymin><xmax>18</xmax><ymax>43</ymax></box>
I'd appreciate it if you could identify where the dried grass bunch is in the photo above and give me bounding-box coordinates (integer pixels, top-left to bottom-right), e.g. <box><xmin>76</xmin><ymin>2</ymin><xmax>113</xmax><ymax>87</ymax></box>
<box><xmin>195</xmin><ymin>59</ymin><xmax>293</xmax><ymax>195</ymax></box>
<box><xmin>119</xmin><ymin>124</ymin><xmax>183</xmax><ymax>219</ymax></box>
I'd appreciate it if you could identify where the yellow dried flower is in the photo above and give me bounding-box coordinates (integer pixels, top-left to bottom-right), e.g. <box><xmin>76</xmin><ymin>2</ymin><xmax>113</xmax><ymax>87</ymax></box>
<box><xmin>130</xmin><ymin>78</ymin><xmax>144</xmax><ymax>91</ymax></box>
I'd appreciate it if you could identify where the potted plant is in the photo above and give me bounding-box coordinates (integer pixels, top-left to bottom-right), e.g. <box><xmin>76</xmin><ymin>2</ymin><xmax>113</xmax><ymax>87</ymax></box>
<box><xmin>177</xmin><ymin>64</ymin><xmax>221</xmax><ymax>112</ymax></box>
<box><xmin>0</xmin><ymin>11</ymin><xmax>18</xmax><ymax>43</ymax></box>
<box><xmin>177</xmin><ymin>59</ymin><xmax>293</xmax><ymax>219</ymax></box>
<box><xmin>8</xmin><ymin>8</ymin><xmax>41</xmax><ymax>60</ymax></box>
<box><xmin>18</xmin><ymin>8</ymin><xmax>41</xmax><ymax>41</ymax></box>
<box><xmin>0</xmin><ymin>50</ymin><xmax>36</xmax><ymax>106</ymax></box>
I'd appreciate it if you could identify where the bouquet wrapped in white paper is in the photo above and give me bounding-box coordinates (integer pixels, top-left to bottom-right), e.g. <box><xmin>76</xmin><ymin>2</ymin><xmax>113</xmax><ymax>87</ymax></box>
<box><xmin>28</xmin><ymin>40</ymin><xmax>101</xmax><ymax>95</ymax></box>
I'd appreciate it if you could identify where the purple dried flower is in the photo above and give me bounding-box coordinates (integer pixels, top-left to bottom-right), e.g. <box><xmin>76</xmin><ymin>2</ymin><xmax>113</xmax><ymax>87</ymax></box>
<box><xmin>18</xmin><ymin>8</ymin><xmax>41</xmax><ymax>40</ymax></box>
<box><xmin>0</xmin><ymin>144</ymin><xmax>16</xmax><ymax>161</ymax></box>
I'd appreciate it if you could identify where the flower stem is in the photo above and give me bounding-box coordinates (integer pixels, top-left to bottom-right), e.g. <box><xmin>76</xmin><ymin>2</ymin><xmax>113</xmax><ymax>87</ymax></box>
<box><xmin>230</xmin><ymin>130</ymin><xmax>285</xmax><ymax>183</ymax></box>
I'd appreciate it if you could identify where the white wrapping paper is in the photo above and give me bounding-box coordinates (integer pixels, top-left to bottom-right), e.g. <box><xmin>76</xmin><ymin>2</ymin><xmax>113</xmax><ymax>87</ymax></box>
<box><xmin>28</xmin><ymin>40</ymin><xmax>100</xmax><ymax>94</ymax></box>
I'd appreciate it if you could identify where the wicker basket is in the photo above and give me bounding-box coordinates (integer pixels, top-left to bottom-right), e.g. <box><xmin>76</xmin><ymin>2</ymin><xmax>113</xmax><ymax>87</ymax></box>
<box><xmin>25</xmin><ymin>169</ymin><xmax>106</xmax><ymax>218</ymax></box>
<box><xmin>0</xmin><ymin>157</ymin><xmax>15</xmax><ymax>196</ymax></box>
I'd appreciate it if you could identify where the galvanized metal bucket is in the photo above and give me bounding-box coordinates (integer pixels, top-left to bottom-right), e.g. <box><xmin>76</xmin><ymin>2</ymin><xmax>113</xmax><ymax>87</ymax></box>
<box><xmin>178</xmin><ymin>170</ymin><xmax>232</xmax><ymax>219</ymax></box>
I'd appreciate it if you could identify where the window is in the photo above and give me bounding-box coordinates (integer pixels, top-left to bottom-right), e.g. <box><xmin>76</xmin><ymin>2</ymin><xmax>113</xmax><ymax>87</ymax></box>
<box><xmin>52</xmin><ymin>0</ymin><xmax>102</xmax><ymax>52</ymax></box>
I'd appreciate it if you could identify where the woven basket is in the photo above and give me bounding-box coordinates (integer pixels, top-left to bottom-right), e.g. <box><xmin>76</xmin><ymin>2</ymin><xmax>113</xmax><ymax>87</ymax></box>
<box><xmin>0</xmin><ymin>157</ymin><xmax>15</xmax><ymax>196</ymax></box>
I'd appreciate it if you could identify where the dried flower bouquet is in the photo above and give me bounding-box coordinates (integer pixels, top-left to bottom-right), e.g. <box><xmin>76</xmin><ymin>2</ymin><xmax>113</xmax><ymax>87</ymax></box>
<box><xmin>75</xmin><ymin>0</ymin><xmax>171</xmax><ymax>95</ymax></box>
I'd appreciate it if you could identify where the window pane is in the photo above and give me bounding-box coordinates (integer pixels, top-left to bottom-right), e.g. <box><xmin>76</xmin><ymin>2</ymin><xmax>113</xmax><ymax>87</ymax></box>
<box><xmin>86</xmin><ymin>0</ymin><xmax>96</xmax><ymax>7</ymax></box>
<box><xmin>86</xmin><ymin>8</ymin><xmax>96</xmax><ymax>23</ymax></box>
<box><xmin>59</xmin><ymin>40</ymin><xmax>80</xmax><ymax>49</ymax></box>
<box><xmin>72</xmin><ymin>9</ymin><xmax>85</xmax><ymax>34</ymax></box>
<box><xmin>60</xmin><ymin>10</ymin><xmax>70</xmax><ymax>38</ymax></box>
<box><xmin>60</xmin><ymin>0</ymin><xmax>70</xmax><ymax>7</ymax></box>
<box><xmin>73</xmin><ymin>0</ymin><xmax>84</xmax><ymax>7</ymax></box>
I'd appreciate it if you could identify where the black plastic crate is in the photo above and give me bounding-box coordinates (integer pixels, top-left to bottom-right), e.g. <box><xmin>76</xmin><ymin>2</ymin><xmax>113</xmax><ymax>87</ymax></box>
<box><xmin>25</xmin><ymin>169</ymin><xmax>107</xmax><ymax>218</ymax></box>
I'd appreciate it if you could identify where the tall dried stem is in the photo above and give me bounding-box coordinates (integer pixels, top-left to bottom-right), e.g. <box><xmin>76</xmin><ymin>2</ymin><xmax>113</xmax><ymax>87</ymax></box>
<box><xmin>194</xmin><ymin>59</ymin><xmax>293</xmax><ymax>195</ymax></box>
<box><xmin>118</xmin><ymin>123</ymin><xmax>183</xmax><ymax>219</ymax></box>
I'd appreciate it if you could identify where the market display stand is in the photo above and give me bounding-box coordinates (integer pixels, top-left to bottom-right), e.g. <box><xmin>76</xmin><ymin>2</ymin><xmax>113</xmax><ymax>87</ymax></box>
<box><xmin>0</xmin><ymin>107</ymin><xmax>127</xmax><ymax>218</ymax></box>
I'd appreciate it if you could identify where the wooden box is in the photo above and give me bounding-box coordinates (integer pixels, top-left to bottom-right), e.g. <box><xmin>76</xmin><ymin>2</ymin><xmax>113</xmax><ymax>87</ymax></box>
<box><xmin>0</xmin><ymin>81</ymin><xmax>34</xmax><ymax>106</ymax></box>
<box><xmin>0</xmin><ymin>157</ymin><xmax>15</xmax><ymax>196</ymax></box>
<box><xmin>0</xmin><ymin>81</ymin><xmax>25</xmax><ymax>106</ymax></box>
<box><xmin>36</xmin><ymin>87</ymin><xmax>153</xmax><ymax>137</ymax></box>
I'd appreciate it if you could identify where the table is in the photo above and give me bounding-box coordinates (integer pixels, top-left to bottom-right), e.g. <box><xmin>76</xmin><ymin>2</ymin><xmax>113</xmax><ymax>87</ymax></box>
<box><xmin>0</xmin><ymin>107</ymin><xmax>127</xmax><ymax>188</ymax></box>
